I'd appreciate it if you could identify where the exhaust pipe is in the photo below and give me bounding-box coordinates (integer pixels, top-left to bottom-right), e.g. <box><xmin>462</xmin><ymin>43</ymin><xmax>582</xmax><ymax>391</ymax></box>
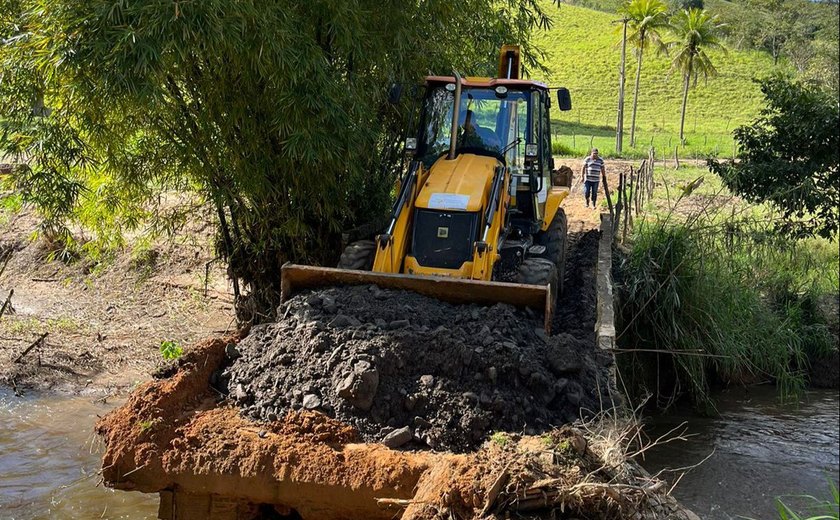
<box><xmin>448</xmin><ymin>70</ymin><xmax>462</xmax><ymax>160</ymax></box>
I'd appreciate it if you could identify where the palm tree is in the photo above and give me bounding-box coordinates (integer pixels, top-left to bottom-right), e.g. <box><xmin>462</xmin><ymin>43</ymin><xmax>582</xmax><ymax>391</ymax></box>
<box><xmin>669</xmin><ymin>9</ymin><xmax>726</xmax><ymax>142</ymax></box>
<box><xmin>620</xmin><ymin>0</ymin><xmax>669</xmax><ymax>148</ymax></box>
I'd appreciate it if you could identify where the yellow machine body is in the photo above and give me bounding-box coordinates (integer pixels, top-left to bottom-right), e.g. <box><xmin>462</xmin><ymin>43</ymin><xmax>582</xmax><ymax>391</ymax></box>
<box><xmin>374</xmin><ymin>152</ymin><xmax>567</xmax><ymax>281</ymax></box>
<box><xmin>281</xmin><ymin>46</ymin><xmax>571</xmax><ymax>330</ymax></box>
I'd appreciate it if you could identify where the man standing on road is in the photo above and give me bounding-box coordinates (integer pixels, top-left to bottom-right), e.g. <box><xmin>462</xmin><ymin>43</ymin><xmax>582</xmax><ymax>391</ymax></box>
<box><xmin>581</xmin><ymin>148</ymin><xmax>605</xmax><ymax>208</ymax></box>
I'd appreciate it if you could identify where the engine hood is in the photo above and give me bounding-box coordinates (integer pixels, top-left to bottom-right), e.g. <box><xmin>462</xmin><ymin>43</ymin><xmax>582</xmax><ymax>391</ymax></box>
<box><xmin>414</xmin><ymin>154</ymin><xmax>499</xmax><ymax>213</ymax></box>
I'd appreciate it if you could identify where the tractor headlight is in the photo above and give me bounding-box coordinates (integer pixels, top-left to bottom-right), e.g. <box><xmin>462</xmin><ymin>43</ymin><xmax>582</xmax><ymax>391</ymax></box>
<box><xmin>405</xmin><ymin>137</ymin><xmax>417</xmax><ymax>152</ymax></box>
<box><xmin>494</xmin><ymin>85</ymin><xmax>508</xmax><ymax>98</ymax></box>
<box><xmin>525</xmin><ymin>143</ymin><xmax>538</xmax><ymax>158</ymax></box>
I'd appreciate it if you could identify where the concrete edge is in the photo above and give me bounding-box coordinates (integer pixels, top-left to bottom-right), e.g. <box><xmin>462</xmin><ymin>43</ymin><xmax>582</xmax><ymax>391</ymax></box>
<box><xmin>595</xmin><ymin>212</ymin><xmax>622</xmax><ymax>408</ymax></box>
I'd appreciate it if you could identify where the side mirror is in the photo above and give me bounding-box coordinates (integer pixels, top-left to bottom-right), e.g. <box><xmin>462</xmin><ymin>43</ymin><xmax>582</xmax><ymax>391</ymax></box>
<box><xmin>556</xmin><ymin>88</ymin><xmax>572</xmax><ymax>111</ymax></box>
<box><xmin>388</xmin><ymin>83</ymin><xmax>402</xmax><ymax>104</ymax></box>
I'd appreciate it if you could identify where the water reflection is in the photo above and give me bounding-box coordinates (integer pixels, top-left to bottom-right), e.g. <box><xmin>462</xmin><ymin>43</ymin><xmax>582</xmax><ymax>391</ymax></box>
<box><xmin>0</xmin><ymin>389</ymin><xmax>158</xmax><ymax>520</ymax></box>
<box><xmin>643</xmin><ymin>387</ymin><xmax>840</xmax><ymax>520</ymax></box>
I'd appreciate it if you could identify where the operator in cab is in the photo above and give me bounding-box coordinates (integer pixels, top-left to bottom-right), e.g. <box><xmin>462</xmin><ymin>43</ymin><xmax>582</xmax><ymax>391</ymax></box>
<box><xmin>459</xmin><ymin>108</ymin><xmax>502</xmax><ymax>152</ymax></box>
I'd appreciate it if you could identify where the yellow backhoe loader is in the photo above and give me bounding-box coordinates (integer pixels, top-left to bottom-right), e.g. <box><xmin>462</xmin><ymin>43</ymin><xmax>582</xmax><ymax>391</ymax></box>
<box><xmin>281</xmin><ymin>45</ymin><xmax>573</xmax><ymax>331</ymax></box>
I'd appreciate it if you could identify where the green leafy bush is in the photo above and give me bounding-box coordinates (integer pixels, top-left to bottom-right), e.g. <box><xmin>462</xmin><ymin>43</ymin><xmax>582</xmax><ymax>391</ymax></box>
<box><xmin>159</xmin><ymin>340</ymin><xmax>184</xmax><ymax>361</ymax></box>
<box><xmin>711</xmin><ymin>77</ymin><xmax>840</xmax><ymax>239</ymax></box>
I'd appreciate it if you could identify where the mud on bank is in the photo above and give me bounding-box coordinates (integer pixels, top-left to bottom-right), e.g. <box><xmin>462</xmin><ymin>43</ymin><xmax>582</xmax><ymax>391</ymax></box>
<box><xmin>0</xmin><ymin>206</ymin><xmax>233</xmax><ymax>394</ymax></box>
<box><xmin>97</xmin><ymin>336</ymin><xmax>698</xmax><ymax>520</ymax></box>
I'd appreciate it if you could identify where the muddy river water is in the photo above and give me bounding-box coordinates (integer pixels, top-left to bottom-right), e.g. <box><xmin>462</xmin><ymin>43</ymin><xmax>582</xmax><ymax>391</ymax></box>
<box><xmin>644</xmin><ymin>387</ymin><xmax>839</xmax><ymax>519</ymax></box>
<box><xmin>0</xmin><ymin>389</ymin><xmax>158</xmax><ymax>519</ymax></box>
<box><xmin>0</xmin><ymin>386</ymin><xmax>837</xmax><ymax>520</ymax></box>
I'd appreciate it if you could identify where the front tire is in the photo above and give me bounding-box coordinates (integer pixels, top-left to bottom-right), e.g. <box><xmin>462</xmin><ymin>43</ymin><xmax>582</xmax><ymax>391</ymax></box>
<box><xmin>516</xmin><ymin>257</ymin><xmax>559</xmax><ymax>301</ymax></box>
<box><xmin>337</xmin><ymin>240</ymin><xmax>376</xmax><ymax>270</ymax></box>
<box><xmin>535</xmin><ymin>208</ymin><xmax>567</xmax><ymax>296</ymax></box>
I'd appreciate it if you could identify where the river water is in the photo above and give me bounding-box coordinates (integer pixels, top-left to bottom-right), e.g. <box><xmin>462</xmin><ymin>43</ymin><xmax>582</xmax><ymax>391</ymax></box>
<box><xmin>0</xmin><ymin>387</ymin><xmax>837</xmax><ymax>519</ymax></box>
<box><xmin>0</xmin><ymin>389</ymin><xmax>158</xmax><ymax>519</ymax></box>
<box><xmin>643</xmin><ymin>386</ymin><xmax>840</xmax><ymax>520</ymax></box>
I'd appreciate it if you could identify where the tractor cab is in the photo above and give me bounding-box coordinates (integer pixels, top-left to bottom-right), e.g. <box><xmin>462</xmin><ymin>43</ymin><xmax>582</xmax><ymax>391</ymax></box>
<box><xmin>414</xmin><ymin>76</ymin><xmax>564</xmax><ymax>236</ymax></box>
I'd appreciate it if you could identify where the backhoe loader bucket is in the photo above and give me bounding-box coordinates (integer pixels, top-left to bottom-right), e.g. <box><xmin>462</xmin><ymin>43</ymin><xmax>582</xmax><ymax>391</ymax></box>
<box><xmin>280</xmin><ymin>264</ymin><xmax>555</xmax><ymax>333</ymax></box>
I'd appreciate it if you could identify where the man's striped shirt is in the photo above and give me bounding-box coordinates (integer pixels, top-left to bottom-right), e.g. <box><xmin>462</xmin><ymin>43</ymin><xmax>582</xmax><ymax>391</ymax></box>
<box><xmin>583</xmin><ymin>156</ymin><xmax>604</xmax><ymax>183</ymax></box>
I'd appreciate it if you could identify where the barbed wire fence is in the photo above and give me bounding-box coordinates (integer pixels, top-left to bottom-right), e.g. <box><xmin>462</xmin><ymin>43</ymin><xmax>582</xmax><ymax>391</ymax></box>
<box><xmin>551</xmin><ymin>105</ymin><xmax>739</xmax><ymax>161</ymax></box>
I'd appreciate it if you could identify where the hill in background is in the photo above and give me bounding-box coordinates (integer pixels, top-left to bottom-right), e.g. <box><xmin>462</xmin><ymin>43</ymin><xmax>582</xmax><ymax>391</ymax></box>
<box><xmin>533</xmin><ymin>1</ymin><xmax>780</xmax><ymax>158</ymax></box>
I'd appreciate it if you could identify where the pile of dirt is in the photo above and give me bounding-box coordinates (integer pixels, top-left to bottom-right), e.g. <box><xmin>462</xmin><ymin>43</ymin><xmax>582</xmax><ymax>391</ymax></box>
<box><xmin>96</xmin><ymin>336</ymin><xmax>429</xmax><ymax>520</ymax></box>
<box><xmin>221</xmin><ymin>284</ymin><xmax>615</xmax><ymax>452</ymax></box>
<box><xmin>97</xmin><ymin>336</ymin><xmax>695</xmax><ymax>519</ymax></box>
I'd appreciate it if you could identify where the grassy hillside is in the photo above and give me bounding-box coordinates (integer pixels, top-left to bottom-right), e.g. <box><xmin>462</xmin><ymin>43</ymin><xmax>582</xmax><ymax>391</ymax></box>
<box><xmin>532</xmin><ymin>2</ymin><xmax>782</xmax><ymax>158</ymax></box>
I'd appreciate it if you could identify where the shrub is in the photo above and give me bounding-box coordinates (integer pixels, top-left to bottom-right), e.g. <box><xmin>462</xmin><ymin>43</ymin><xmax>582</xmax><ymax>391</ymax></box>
<box><xmin>616</xmin><ymin>213</ymin><xmax>836</xmax><ymax>410</ymax></box>
<box><xmin>159</xmin><ymin>340</ymin><xmax>184</xmax><ymax>361</ymax></box>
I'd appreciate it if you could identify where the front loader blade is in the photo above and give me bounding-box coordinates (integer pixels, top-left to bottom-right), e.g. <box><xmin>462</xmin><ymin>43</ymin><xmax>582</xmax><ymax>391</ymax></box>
<box><xmin>280</xmin><ymin>264</ymin><xmax>554</xmax><ymax>333</ymax></box>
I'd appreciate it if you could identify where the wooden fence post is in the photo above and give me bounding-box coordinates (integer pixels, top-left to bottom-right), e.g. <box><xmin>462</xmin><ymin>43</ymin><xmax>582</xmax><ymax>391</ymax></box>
<box><xmin>649</xmin><ymin>147</ymin><xmax>656</xmax><ymax>202</ymax></box>
<box><xmin>613</xmin><ymin>170</ymin><xmax>624</xmax><ymax>238</ymax></box>
<box><xmin>601</xmin><ymin>168</ymin><xmax>615</xmax><ymax>229</ymax></box>
<box><xmin>627</xmin><ymin>166</ymin><xmax>635</xmax><ymax>232</ymax></box>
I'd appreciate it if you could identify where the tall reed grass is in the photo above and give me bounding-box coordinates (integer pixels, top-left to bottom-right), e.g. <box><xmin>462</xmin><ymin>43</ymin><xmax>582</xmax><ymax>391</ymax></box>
<box><xmin>771</xmin><ymin>480</ymin><xmax>839</xmax><ymax>520</ymax></box>
<box><xmin>615</xmin><ymin>211</ymin><xmax>837</xmax><ymax>410</ymax></box>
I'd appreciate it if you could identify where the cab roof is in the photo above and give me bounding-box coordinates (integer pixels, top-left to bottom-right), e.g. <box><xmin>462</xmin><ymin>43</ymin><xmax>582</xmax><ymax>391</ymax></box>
<box><xmin>424</xmin><ymin>75</ymin><xmax>548</xmax><ymax>90</ymax></box>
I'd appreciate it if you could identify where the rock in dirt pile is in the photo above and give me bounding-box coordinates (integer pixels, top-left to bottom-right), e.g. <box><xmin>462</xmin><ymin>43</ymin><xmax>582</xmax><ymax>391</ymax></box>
<box><xmin>220</xmin><ymin>285</ymin><xmax>614</xmax><ymax>452</ymax></box>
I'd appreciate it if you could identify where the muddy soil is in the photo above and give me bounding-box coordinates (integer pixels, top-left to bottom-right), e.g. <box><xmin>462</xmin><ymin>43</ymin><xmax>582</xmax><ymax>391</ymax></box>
<box><xmin>97</xmin><ymin>336</ymin><xmax>697</xmax><ymax>520</ymax></box>
<box><xmin>221</xmin><ymin>231</ymin><xmax>613</xmax><ymax>453</ymax></box>
<box><xmin>0</xmin><ymin>205</ymin><xmax>234</xmax><ymax>394</ymax></box>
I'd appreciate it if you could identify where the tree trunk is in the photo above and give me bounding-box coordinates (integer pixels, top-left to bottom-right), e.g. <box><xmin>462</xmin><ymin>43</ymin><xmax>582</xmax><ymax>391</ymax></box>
<box><xmin>679</xmin><ymin>67</ymin><xmax>691</xmax><ymax>142</ymax></box>
<box><xmin>629</xmin><ymin>47</ymin><xmax>644</xmax><ymax>148</ymax></box>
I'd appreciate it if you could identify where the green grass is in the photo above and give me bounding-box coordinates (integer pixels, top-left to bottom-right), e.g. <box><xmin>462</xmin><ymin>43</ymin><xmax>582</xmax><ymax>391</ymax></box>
<box><xmin>490</xmin><ymin>431</ymin><xmax>511</xmax><ymax>447</ymax></box>
<box><xmin>617</xmin><ymin>218</ymin><xmax>837</xmax><ymax>410</ymax></box>
<box><xmin>533</xmin><ymin>2</ymin><xmax>783</xmax><ymax>158</ymax></box>
<box><xmin>0</xmin><ymin>316</ymin><xmax>87</xmax><ymax>336</ymax></box>
<box><xmin>769</xmin><ymin>480</ymin><xmax>839</xmax><ymax>520</ymax></box>
<box><xmin>614</xmin><ymin>164</ymin><xmax>839</xmax><ymax>410</ymax></box>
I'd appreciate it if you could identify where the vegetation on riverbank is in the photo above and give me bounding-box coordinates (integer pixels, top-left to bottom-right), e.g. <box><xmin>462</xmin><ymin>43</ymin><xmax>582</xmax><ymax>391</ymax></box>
<box><xmin>0</xmin><ymin>0</ymin><xmax>554</xmax><ymax>321</ymax></box>
<box><xmin>615</xmin><ymin>207</ymin><xmax>837</xmax><ymax>410</ymax></box>
<box><xmin>613</xmin><ymin>160</ymin><xmax>837</xmax><ymax>410</ymax></box>
<box><xmin>771</xmin><ymin>480</ymin><xmax>839</xmax><ymax>520</ymax></box>
<box><xmin>613</xmin><ymin>67</ymin><xmax>838</xmax><ymax>410</ymax></box>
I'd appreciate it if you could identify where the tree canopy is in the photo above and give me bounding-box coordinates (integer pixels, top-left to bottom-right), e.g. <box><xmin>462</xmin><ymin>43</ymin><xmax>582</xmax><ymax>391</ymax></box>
<box><xmin>0</xmin><ymin>0</ymin><xmax>552</xmax><ymax>320</ymax></box>
<box><xmin>710</xmin><ymin>76</ymin><xmax>840</xmax><ymax>239</ymax></box>
<box><xmin>668</xmin><ymin>8</ymin><xmax>725</xmax><ymax>140</ymax></box>
<box><xmin>619</xmin><ymin>0</ymin><xmax>669</xmax><ymax>147</ymax></box>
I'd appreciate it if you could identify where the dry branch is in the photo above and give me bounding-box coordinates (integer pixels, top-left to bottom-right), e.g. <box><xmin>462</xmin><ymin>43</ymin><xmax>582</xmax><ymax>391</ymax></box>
<box><xmin>13</xmin><ymin>332</ymin><xmax>48</xmax><ymax>363</ymax></box>
<box><xmin>480</xmin><ymin>464</ymin><xmax>511</xmax><ymax>515</ymax></box>
<box><xmin>0</xmin><ymin>288</ymin><xmax>13</xmax><ymax>319</ymax></box>
<box><xmin>375</xmin><ymin>498</ymin><xmax>416</xmax><ymax>507</ymax></box>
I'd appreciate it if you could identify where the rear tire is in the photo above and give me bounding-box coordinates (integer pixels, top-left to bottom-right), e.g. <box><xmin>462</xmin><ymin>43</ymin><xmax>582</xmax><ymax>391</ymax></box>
<box><xmin>535</xmin><ymin>208</ymin><xmax>567</xmax><ymax>296</ymax></box>
<box><xmin>337</xmin><ymin>240</ymin><xmax>376</xmax><ymax>270</ymax></box>
<box><xmin>516</xmin><ymin>258</ymin><xmax>559</xmax><ymax>302</ymax></box>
